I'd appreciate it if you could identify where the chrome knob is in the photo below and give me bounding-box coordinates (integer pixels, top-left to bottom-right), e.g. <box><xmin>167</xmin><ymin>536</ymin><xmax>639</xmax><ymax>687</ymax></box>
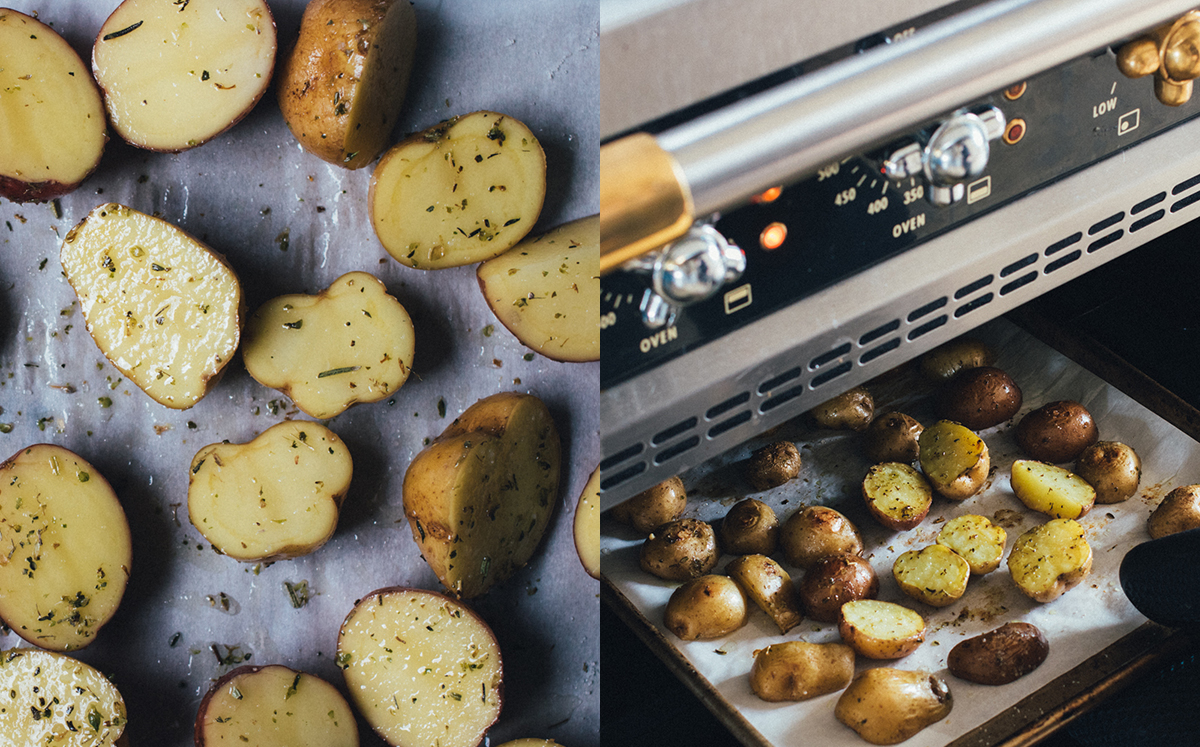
<box><xmin>626</xmin><ymin>224</ymin><xmax>746</xmax><ymax>329</ymax></box>
<box><xmin>882</xmin><ymin>106</ymin><xmax>1005</xmax><ymax>206</ymax></box>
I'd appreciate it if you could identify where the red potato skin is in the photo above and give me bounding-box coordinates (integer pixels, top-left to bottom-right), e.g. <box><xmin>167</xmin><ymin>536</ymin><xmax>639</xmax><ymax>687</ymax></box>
<box><xmin>1015</xmin><ymin>400</ymin><xmax>1099</xmax><ymax>463</ymax></box>
<box><xmin>797</xmin><ymin>553</ymin><xmax>880</xmax><ymax>622</ymax></box>
<box><xmin>936</xmin><ymin>366</ymin><xmax>1023</xmax><ymax>431</ymax></box>
<box><xmin>195</xmin><ymin>665</ymin><xmax>273</xmax><ymax>747</ymax></box>
<box><xmin>947</xmin><ymin>622</ymin><xmax>1049</xmax><ymax>685</ymax></box>
<box><xmin>0</xmin><ymin>174</ymin><xmax>93</xmax><ymax>203</ymax></box>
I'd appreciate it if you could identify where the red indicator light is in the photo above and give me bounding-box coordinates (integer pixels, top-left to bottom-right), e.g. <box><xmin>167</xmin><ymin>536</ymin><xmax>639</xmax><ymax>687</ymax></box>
<box><xmin>752</xmin><ymin>186</ymin><xmax>783</xmax><ymax>203</ymax></box>
<box><xmin>760</xmin><ymin>222</ymin><xmax>787</xmax><ymax>250</ymax></box>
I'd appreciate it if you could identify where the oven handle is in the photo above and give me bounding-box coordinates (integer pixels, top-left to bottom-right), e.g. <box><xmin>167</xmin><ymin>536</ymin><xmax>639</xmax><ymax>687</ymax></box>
<box><xmin>600</xmin><ymin>0</ymin><xmax>1198</xmax><ymax>273</ymax></box>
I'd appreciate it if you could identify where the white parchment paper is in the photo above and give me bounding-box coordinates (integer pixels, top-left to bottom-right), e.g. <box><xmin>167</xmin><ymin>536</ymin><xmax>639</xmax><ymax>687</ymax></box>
<box><xmin>0</xmin><ymin>2</ymin><xmax>599</xmax><ymax>745</ymax></box>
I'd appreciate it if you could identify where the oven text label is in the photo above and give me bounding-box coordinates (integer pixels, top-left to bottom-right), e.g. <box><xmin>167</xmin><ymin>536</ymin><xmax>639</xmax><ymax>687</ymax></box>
<box><xmin>640</xmin><ymin>326</ymin><xmax>678</xmax><ymax>353</ymax></box>
<box><xmin>1093</xmin><ymin>97</ymin><xmax>1117</xmax><ymax>118</ymax></box>
<box><xmin>892</xmin><ymin>212</ymin><xmax>926</xmax><ymax>238</ymax></box>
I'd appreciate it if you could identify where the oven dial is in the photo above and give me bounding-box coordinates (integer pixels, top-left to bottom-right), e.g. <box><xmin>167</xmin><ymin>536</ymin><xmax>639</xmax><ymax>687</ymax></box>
<box><xmin>882</xmin><ymin>106</ymin><xmax>1006</xmax><ymax>206</ymax></box>
<box><xmin>626</xmin><ymin>224</ymin><xmax>745</xmax><ymax>329</ymax></box>
<box><xmin>1117</xmin><ymin>11</ymin><xmax>1200</xmax><ymax>106</ymax></box>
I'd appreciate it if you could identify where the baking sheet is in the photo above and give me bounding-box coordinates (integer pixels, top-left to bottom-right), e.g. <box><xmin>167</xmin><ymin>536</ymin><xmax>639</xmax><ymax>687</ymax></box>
<box><xmin>0</xmin><ymin>1</ymin><xmax>599</xmax><ymax>745</ymax></box>
<box><xmin>600</xmin><ymin>317</ymin><xmax>1195</xmax><ymax>747</ymax></box>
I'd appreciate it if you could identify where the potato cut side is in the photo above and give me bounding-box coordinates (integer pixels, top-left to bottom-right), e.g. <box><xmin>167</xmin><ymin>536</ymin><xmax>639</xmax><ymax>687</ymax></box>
<box><xmin>371</xmin><ymin>111</ymin><xmax>546</xmax><ymax>269</ymax></box>
<box><xmin>242</xmin><ymin>271</ymin><xmax>414</xmax><ymax>419</ymax></box>
<box><xmin>936</xmin><ymin>514</ymin><xmax>1006</xmax><ymax>575</ymax></box>
<box><xmin>0</xmin><ymin>648</ymin><xmax>127</xmax><ymax>744</ymax></box>
<box><xmin>403</xmin><ymin>392</ymin><xmax>561</xmax><ymax>598</ymax></box>
<box><xmin>919</xmin><ymin>420</ymin><xmax>985</xmax><ymax>487</ymax></box>
<box><xmin>188</xmin><ymin>421</ymin><xmax>353</xmax><ymax>561</ymax></box>
<box><xmin>337</xmin><ymin>588</ymin><xmax>503</xmax><ymax>747</ymax></box>
<box><xmin>893</xmin><ymin>544</ymin><xmax>971</xmax><ymax>607</ymax></box>
<box><xmin>61</xmin><ymin>203</ymin><xmax>243</xmax><ymax>409</ymax></box>
<box><xmin>0</xmin><ymin>11</ymin><xmax>107</xmax><ymax>203</ymax></box>
<box><xmin>278</xmin><ymin>0</ymin><xmax>417</xmax><ymax>168</ymax></box>
<box><xmin>0</xmin><ymin>445</ymin><xmax>131</xmax><ymax>652</ymax></box>
<box><xmin>726</xmin><ymin>554</ymin><xmax>803</xmax><ymax>633</ymax></box>
<box><xmin>862</xmin><ymin>462</ymin><xmax>933</xmax><ymax>531</ymax></box>
<box><xmin>1007</xmin><ymin>519</ymin><xmax>1093</xmax><ymax>603</ymax></box>
<box><xmin>1011</xmin><ymin>459</ymin><xmax>1096</xmax><ymax>520</ymax></box>
<box><xmin>92</xmin><ymin>0</ymin><xmax>276</xmax><ymax>151</ymax></box>
<box><xmin>574</xmin><ymin>466</ymin><xmax>601</xmax><ymax>579</ymax></box>
<box><xmin>195</xmin><ymin>665</ymin><xmax>358</xmax><ymax>747</ymax></box>
<box><xmin>477</xmin><ymin>214</ymin><xmax>599</xmax><ymax>362</ymax></box>
<box><xmin>838</xmin><ymin>600</ymin><xmax>926</xmax><ymax>660</ymax></box>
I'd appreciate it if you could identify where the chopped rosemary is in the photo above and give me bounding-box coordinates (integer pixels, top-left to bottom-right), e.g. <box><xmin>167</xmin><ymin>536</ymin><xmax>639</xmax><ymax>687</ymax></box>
<box><xmin>317</xmin><ymin>366</ymin><xmax>359</xmax><ymax>378</ymax></box>
<box><xmin>284</xmin><ymin>580</ymin><xmax>311</xmax><ymax>609</ymax></box>
<box><xmin>282</xmin><ymin>320</ymin><xmax>303</xmax><ymax>330</ymax></box>
<box><xmin>102</xmin><ymin>20</ymin><xmax>143</xmax><ymax>41</ymax></box>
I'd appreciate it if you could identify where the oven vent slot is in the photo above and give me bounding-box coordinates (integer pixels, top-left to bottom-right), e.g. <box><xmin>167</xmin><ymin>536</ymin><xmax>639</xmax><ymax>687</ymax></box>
<box><xmin>600</xmin><ymin>461</ymin><xmax>646</xmax><ymax>491</ymax></box>
<box><xmin>707</xmin><ymin>392</ymin><xmax>750</xmax><ymax>419</ymax></box>
<box><xmin>860</xmin><ymin>337</ymin><xmax>901</xmax><ymax>363</ymax></box>
<box><xmin>654</xmin><ymin>435</ymin><xmax>700</xmax><ymax>465</ymax></box>
<box><xmin>1171</xmin><ymin>190</ymin><xmax>1200</xmax><ymax>213</ymax></box>
<box><xmin>955</xmin><ymin>293</ymin><xmax>993</xmax><ymax>318</ymax></box>
<box><xmin>1000</xmin><ymin>271</ymin><xmax>1037</xmax><ymax>295</ymax></box>
<box><xmin>955</xmin><ymin>275</ymin><xmax>993</xmax><ymax>299</ymax></box>
<box><xmin>708</xmin><ymin>410</ymin><xmax>752</xmax><ymax>438</ymax></box>
<box><xmin>760</xmin><ymin>383</ymin><xmax>806</xmax><ymax>413</ymax></box>
<box><xmin>1088</xmin><ymin>212</ymin><xmax>1124</xmax><ymax>235</ymax></box>
<box><xmin>1132</xmin><ymin>192</ymin><xmax>1166</xmax><ymax>214</ymax></box>
<box><xmin>1001</xmin><ymin>254</ymin><xmax>1037</xmax><ymax>276</ymax></box>
<box><xmin>1131</xmin><ymin>210</ymin><xmax>1165</xmax><ymax>232</ymax></box>
<box><xmin>908</xmin><ymin>315</ymin><xmax>948</xmax><ymax>340</ymax></box>
<box><xmin>759</xmin><ymin>366</ymin><xmax>803</xmax><ymax>394</ymax></box>
<box><xmin>907</xmin><ymin>297</ymin><xmax>947</xmax><ymax>322</ymax></box>
<box><xmin>1172</xmin><ymin>172</ymin><xmax>1200</xmax><ymax>195</ymax></box>
<box><xmin>601</xmin><ymin>442</ymin><xmax>644</xmax><ymax>471</ymax></box>
<box><xmin>811</xmin><ymin>361</ymin><xmax>852</xmax><ymax>387</ymax></box>
<box><xmin>1088</xmin><ymin>230</ymin><xmax>1123</xmax><ymax>253</ymax></box>
<box><xmin>1045</xmin><ymin>233</ymin><xmax>1081</xmax><ymax>256</ymax></box>
<box><xmin>810</xmin><ymin>343</ymin><xmax>851</xmax><ymax>370</ymax></box>
<box><xmin>1044</xmin><ymin>249</ymin><xmax>1081</xmax><ymax>274</ymax></box>
<box><xmin>860</xmin><ymin>320</ymin><xmax>900</xmax><ymax>345</ymax></box>
<box><xmin>653</xmin><ymin>417</ymin><xmax>696</xmax><ymax>445</ymax></box>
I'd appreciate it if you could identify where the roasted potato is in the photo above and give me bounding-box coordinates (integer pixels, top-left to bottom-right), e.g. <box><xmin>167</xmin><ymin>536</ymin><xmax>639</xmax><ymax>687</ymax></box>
<box><xmin>1075</xmin><ymin>441</ymin><xmax>1141</xmax><ymax>504</ymax></box>
<box><xmin>574</xmin><ymin>466</ymin><xmax>601</xmax><ymax>579</ymax></box>
<box><xmin>947</xmin><ymin>621</ymin><xmax>1049</xmax><ymax>685</ymax></box>
<box><xmin>918</xmin><ymin>420</ymin><xmax>990</xmax><ymax>500</ymax></box>
<box><xmin>1015</xmin><ymin>400</ymin><xmax>1099</xmax><ymax>463</ymax></box>
<box><xmin>609</xmin><ymin>475</ymin><xmax>686</xmax><ymax>534</ymax></box>
<box><xmin>92</xmin><ymin>0</ymin><xmax>276</xmax><ymax>152</ymax></box>
<box><xmin>861</xmin><ymin>462</ymin><xmax>933</xmax><ymax>531</ymax></box>
<box><xmin>838</xmin><ymin>600</ymin><xmax>926</xmax><ymax>660</ymax></box>
<box><xmin>919</xmin><ymin>336</ymin><xmax>995</xmax><ymax>382</ymax></box>
<box><xmin>809</xmin><ymin>386</ymin><xmax>874</xmax><ymax>431</ymax></box>
<box><xmin>0</xmin><ymin>648</ymin><xmax>128</xmax><ymax>744</ymax></box>
<box><xmin>278</xmin><ymin>0</ymin><xmax>417</xmax><ymax>169</ymax></box>
<box><xmin>1010</xmin><ymin>459</ymin><xmax>1096</xmax><ymax>520</ymax></box>
<box><xmin>663</xmin><ymin>574</ymin><xmax>748</xmax><ymax>641</ymax></box>
<box><xmin>719</xmin><ymin>498</ymin><xmax>779</xmax><ymax>555</ymax></box>
<box><xmin>749</xmin><ymin>641</ymin><xmax>855</xmax><ymax>702</ymax></box>
<box><xmin>936</xmin><ymin>366</ymin><xmax>1023</xmax><ymax>430</ymax></box>
<box><xmin>726</xmin><ymin>554</ymin><xmax>803</xmax><ymax>633</ymax></box>
<box><xmin>892</xmin><ymin>544</ymin><xmax>970</xmax><ymax>607</ymax></box>
<box><xmin>1007</xmin><ymin>519</ymin><xmax>1093</xmax><ymax>602</ymax></box>
<box><xmin>862</xmin><ymin>412</ymin><xmax>923</xmax><ymax>464</ymax></box>
<box><xmin>745</xmin><ymin>441</ymin><xmax>802</xmax><ymax>490</ymax></box>
<box><xmin>779</xmin><ymin>506</ymin><xmax>864</xmax><ymax>569</ymax></box>
<box><xmin>835</xmin><ymin>668</ymin><xmax>953</xmax><ymax>745</ymax></box>
<box><xmin>1148</xmin><ymin>484</ymin><xmax>1200</xmax><ymax>538</ymax></box>
<box><xmin>796</xmin><ymin>552</ymin><xmax>879</xmax><ymax>623</ymax></box>
<box><xmin>639</xmin><ymin>518</ymin><xmax>720</xmax><ymax>582</ymax></box>
<box><xmin>936</xmin><ymin>514</ymin><xmax>1006</xmax><ymax>575</ymax></box>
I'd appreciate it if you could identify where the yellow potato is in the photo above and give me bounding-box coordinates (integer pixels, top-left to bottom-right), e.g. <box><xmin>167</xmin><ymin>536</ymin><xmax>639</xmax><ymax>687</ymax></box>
<box><xmin>726</xmin><ymin>554</ymin><xmax>803</xmax><ymax>634</ymax></box>
<box><xmin>861</xmin><ymin>462</ymin><xmax>933</xmax><ymax>531</ymax></box>
<box><xmin>1007</xmin><ymin>519</ymin><xmax>1092</xmax><ymax>602</ymax></box>
<box><xmin>835</xmin><ymin>668</ymin><xmax>953</xmax><ymax>745</ymax></box>
<box><xmin>1148</xmin><ymin>484</ymin><xmax>1200</xmax><ymax>538</ymax></box>
<box><xmin>936</xmin><ymin>514</ymin><xmax>1006</xmax><ymax>575</ymax></box>
<box><xmin>1075</xmin><ymin>441</ymin><xmax>1141</xmax><ymax>504</ymax></box>
<box><xmin>608</xmin><ymin>475</ymin><xmax>686</xmax><ymax>534</ymax></box>
<box><xmin>1010</xmin><ymin>459</ymin><xmax>1096</xmax><ymax>520</ymax></box>
<box><xmin>574</xmin><ymin>466</ymin><xmax>601</xmax><ymax>579</ymax></box>
<box><xmin>838</xmin><ymin>600</ymin><xmax>926</xmax><ymax>660</ymax></box>
<box><xmin>892</xmin><ymin>544</ymin><xmax>970</xmax><ymax>607</ymax></box>
<box><xmin>749</xmin><ymin>641</ymin><xmax>854</xmax><ymax>702</ymax></box>
<box><xmin>663</xmin><ymin>574</ymin><xmax>748</xmax><ymax>641</ymax></box>
<box><xmin>918</xmin><ymin>420</ymin><xmax>990</xmax><ymax>500</ymax></box>
<box><xmin>0</xmin><ymin>648</ymin><xmax>128</xmax><ymax>745</ymax></box>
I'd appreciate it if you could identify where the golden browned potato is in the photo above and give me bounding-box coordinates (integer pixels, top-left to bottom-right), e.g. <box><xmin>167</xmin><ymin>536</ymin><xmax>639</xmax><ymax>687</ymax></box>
<box><xmin>1148</xmin><ymin>484</ymin><xmax>1200</xmax><ymax>538</ymax></box>
<box><xmin>749</xmin><ymin>641</ymin><xmax>855</xmax><ymax>702</ymax></box>
<box><xmin>726</xmin><ymin>554</ymin><xmax>802</xmax><ymax>633</ymax></box>
<box><xmin>838</xmin><ymin>600</ymin><xmax>926</xmax><ymax>660</ymax></box>
<box><xmin>277</xmin><ymin>0</ymin><xmax>417</xmax><ymax>169</ymax></box>
<box><xmin>936</xmin><ymin>514</ymin><xmax>1006</xmax><ymax>575</ymax></box>
<box><xmin>809</xmin><ymin>386</ymin><xmax>874</xmax><ymax>431</ymax></box>
<box><xmin>609</xmin><ymin>475</ymin><xmax>686</xmax><ymax>534</ymax></box>
<box><xmin>1016</xmin><ymin>400</ymin><xmax>1099</xmax><ymax>463</ymax></box>
<box><xmin>1007</xmin><ymin>519</ymin><xmax>1093</xmax><ymax>602</ymax></box>
<box><xmin>862</xmin><ymin>412</ymin><xmax>923</xmax><ymax>464</ymax></box>
<box><xmin>663</xmin><ymin>575</ymin><xmax>748</xmax><ymax>641</ymax></box>
<box><xmin>893</xmin><ymin>544</ymin><xmax>970</xmax><ymax>607</ymax></box>
<box><xmin>918</xmin><ymin>420</ymin><xmax>990</xmax><ymax>500</ymax></box>
<box><xmin>745</xmin><ymin>441</ymin><xmax>802</xmax><ymax>490</ymax></box>
<box><xmin>919</xmin><ymin>336</ymin><xmax>995</xmax><ymax>382</ymax></box>
<box><xmin>936</xmin><ymin>366</ymin><xmax>1023</xmax><ymax>430</ymax></box>
<box><xmin>575</xmin><ymin>466</ymin><xmax>601</xmax><ymax>579</ymax></box>
<box><xmin>639</xmin><ymin>518</ymin><xmax>720</xmax><ymax>582</ymax></box>
<box><xmin>719</xmin><ymin>498</ymin><xmax>779</xmax><ymax>555</ymax></box>
<box><xmin>0</xmin><ymin>648</ymin><xmax>128</xmax><ymax>744</ymax></box>
<box><xmin>1010</xmin><ymin>460</ymin><xmax>1096</xmax><ymax>520</ymax></box>
<box><xmin>796</xmin><ymin>553</ymin><xmax>879</xmax><ymax>622</ymax></box>
<box><xmin>835</xmin><ymin>668</ymin><xmax>953</xmax><ymax>745</ymax></box>
<box><xmin>779</xmin><ymin>506</ymin><xmax>864</xmax><ymax>569</ymax></box>
<box><xmin>1075</xmin><ymin>441</ymin><xmax>1141</xmax><ymax>504</ymax></box>
<box><xmin>947</xmin><ymin>621</ymin><xmax>1049</xmax><ymax>685</ymax></box>
<box><xmin>861</xmin><ymin>462</ymin><xmax>933</xmax><ymax>531</ymax></box>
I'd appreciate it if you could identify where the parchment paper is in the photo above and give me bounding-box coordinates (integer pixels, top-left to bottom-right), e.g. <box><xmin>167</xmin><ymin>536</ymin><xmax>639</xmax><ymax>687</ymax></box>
<box><xmin>600</xmin><ymin>317</ymin><xmax>1196</xmax><ymax>747</ymax></box>
<box><xmin>0</xmin><ymin>2</ymin><xmax>599</xmax><ymax>745</ymax></box>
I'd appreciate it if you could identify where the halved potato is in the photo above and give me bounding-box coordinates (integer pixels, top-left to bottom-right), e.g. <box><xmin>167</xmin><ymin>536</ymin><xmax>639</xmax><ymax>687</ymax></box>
<box><xmin>0</xmin><ymin>648</ymin><xmax>127</xmax><ymax>744</ymax></box>
<box><xmin>92</xmin><ymin>0</ymin><xmax>277</xmax><ymax>151</ymax></box>
<box><xmin>477</xmin><ymin>214</ymin><xmax>599</xmax><ymax>362</ymax></box>
<box><xmin>1007</xmin><ymin>519</ymin><xmax>1093</xmax><ymax>602</ymax></box>
<box><xmin>893</xmin><ymin>544</ymin><xmax>971</xmax><ymax>607</ymax></box>
<box><xmin>188</xmin><ymin>421</ymin><xmax>353</xmax><ymax>561</ymax></box>
<box><xmin>574</xmin><ymin>465</ymin><xmax>601</xmax><ymax>579</ymax></box>
<box><xmin>726</xmin><ymin>554</ymin><xmax>803</xmax><ymax>633</ymax></box>
<box><xmin>195</xmin><ymin>665</ymin><xmax>358</xmax><ymax>747</ymax></box>
<box><xmin>338</xmin><ymin>588</ymin><xmax>503</xmax><ymax>747</ymax></box>
<box><xmin>936</xmin><ymin>514</ymin><xmax>1006</xmax><ymax>575</ymax></box>
<box><xmin>0</xmin><ymin>445</ymin><xmax>131</xmax><ymax>651</ymax></box>
<box><xmin>371</xmin><ymin>111</ymin><xmax>546</xmax><ymax>269</ymax></box>
<box><xmin>918</xmin><ymin>420</ymin><xmax>990</xmax><ymax>500</ymax></box>
<box><xmin>0</xmin><ymin>10</ymin><xmax>107</xmax><ymax>202</ymax></box>
<box><xmin>835</xmin><ymin>668</ymin><xmax>953</xmax><ymax>745</ymax></box>
<box><xmin>862</xmin><ymin>462</ymin><xmax>933</xmax><ymax>531</ymax></box>
<box><xmin>403</xmin><ymin>392</ymin><xmax>561</xmax><ymax>598</ymax></box>
<box><xmin>242</xmin><ymin>271</ymin><xmax>415</xmax><ymax>419</ymax></box>
<box><xmin>278</xmin><ymin>0</ymin><xmax>417</xmax><ymax>169</ymax></box>
<box><xmin>61</xmin><ymin>203</ymin><xmax>243</xmax><ymax>409</ymax></box>
<box><xmin>1010</xmin><ymin>460</ymin><xmax>1096</xmax><ymax>520</ymax></box>
<box><xmin>838</xmin><ymin>600</ymin><xmax>926</xmax><ymax>660</ymax></box>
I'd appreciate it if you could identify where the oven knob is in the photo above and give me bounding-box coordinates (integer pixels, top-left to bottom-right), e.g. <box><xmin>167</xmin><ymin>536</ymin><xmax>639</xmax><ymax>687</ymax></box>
<box><xmin>881</xmin><ymin>106</ymin><xmax>1005</xmax><ymax>206</ymax></box>
<box><xmin>627</xmin><ymin>224</ymin><xmax>745</xmax><ymax>329</ymax></box>
<box><xmin>1118</xmin><ymin>11</ymin><xmax>1200</xmax><ymax>106</ymax></box>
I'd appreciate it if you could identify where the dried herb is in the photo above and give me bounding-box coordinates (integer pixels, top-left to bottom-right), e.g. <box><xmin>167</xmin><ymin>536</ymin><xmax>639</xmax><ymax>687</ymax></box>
<box><xmin>284</xmin><ymin>580</ymin><xmax>311</xmax><ymax>609</ymax></box>
<box><xmin>102</xmin><ymin>20</ymin><xmax>143</xmax><ymax>41</ymax></box>
<box><xmin>283</xmin><ymin>319</ymin><xmax>302</xmax><ymax>329</ymax></box>
<box><xmin>317</xmin><ymin>366</ymin><xmax>359</xmax><ymax>378</ymax></box>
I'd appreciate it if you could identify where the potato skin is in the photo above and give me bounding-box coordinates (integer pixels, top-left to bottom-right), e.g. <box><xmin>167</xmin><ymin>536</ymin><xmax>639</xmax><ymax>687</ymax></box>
<box><xmin>835</xmin><ymin>668</ymin><xmax>953</xmax><ymax>745</ymax></box>
<box><xmin>610</xmin><ymin>475</ymin><xmax>686</xmax><ymax>534</ymax></box>
<box><xmin>936</xmin><ymin>366</ymin><xmax>1022</xmax><ymax>430</ymax></box>
<box><xmin>1075</xmin><ymin>441</ymin><xmax>1141</xmax><ymax>504</ymax></box>
<box><xmin>809</xmin><ymin>386</ymin><xmax>874</xmax><ymax>431</ymax></box>
<box><xmin>861</xmin><ymin>462</ymin><xmax>933</xmax><ymax>531</ymax></box>
<box><xmin>779</xmin><ymin>506</ymin><xmax>864</xmax><ymax>569</ymax></box>
<box><xmin>663</xmin><ymin>575</ymin><xmax>747</xmax><ymax>641</ymax></box>
<box><xmin>920</xmin><ymin>337</ymin><xmax>995</xmax><ymax>382</ymax></box>
<box><xmin>719</xmin><ymin>498</ymin><xmax>779</xmax><ymax>555</ymax></box>
<box><xmin>745</xmin><ymin>441</ymin><xmax>801</xmax><ymax>490</ymax></box>
<box><xmin>1148</xmin><ymin>485</ymin><xmax>1200</xmax><ymax>539</ymax></box>
<box><xmin>1016</xmin><ymin>400</ymin><xmax>1099</xmax><ymax>463</ymax></box>
<box><xmin>862</xmin><ymin>412</ymin><xmax>923</xmax><ymax>464</ymax></box>
<box><xmin>726</xmin><ymin>554</ymin><xmax>802</xmax><ymax>633</ymax></box>
<box><xmin>947</xmin><ymin>622</ymin><xmax>1049</xmax><ymax>685</ymax></box>
<box><xmin>796</xmin><ymin>553</ymin><xmax>879</xmax><ymax>622</ymax></box>
<box><xmin>639</xmin><ymin>518</ymin><xmax>720</xmax><ymax>581</ymax></box>
<box><xmin>750</xmin><ymin>641</ymin><xmax>854</xmax><ymax>702</ymax></box>
<box><xmin>918</xmin><ymin>421</ymin><xmax>991</xmax><ymax>500</ymax></box>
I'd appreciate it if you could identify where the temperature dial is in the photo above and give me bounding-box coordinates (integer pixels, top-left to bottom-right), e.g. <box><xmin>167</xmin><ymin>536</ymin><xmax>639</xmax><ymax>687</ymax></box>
<box><xmin>882</xmin><ymin>106</ymin><xmax>1006</xmax><ymax>206</ymax></box>
<box><xmin>625</xmin><ymin>224</ymin><xmax>746</xmax><ymax>329</ymax></box>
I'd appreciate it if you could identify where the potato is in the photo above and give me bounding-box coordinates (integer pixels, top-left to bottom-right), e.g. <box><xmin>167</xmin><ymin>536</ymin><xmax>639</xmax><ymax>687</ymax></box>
<box><xmin>862</xmin><ymin>412</ymin><xmax>923</xmax><ymax>464</ymax></box>
<box><xmin>403</xmin><ymin>392</ymin><xmax>560</xmax><ymax>598</ymax></box>
<box><xmin>726</xmin><ymin>554</ymin><xmax>802</xmax><ymax>633</ymax></box>
<box><xmin>744</xmin><ymin>440</ymin><xmax>802</xmax><ymax>490</ymax></box>
<box><xmin>663</xmin><ymin>574</ymin><xmax>748</xmax><ymax>641</ymax></box>
<box><xmin>936</xmin><ymin>366</ymin><xmax>1023</xmax><ymax>430</ymax></box>
<box><xmin>195</xmin><ymin>665</ymin><xmax>358</xmax><ymax>747</ymax></box>
<box><xmin>861</xmin><ymin>462</ymin><xmax>933</xmax><ymax>531</ymax></box>
<box><xmin>918</xmin><ymin>420</ymin><xmax>990</xmax><ymax>500</ymax></box>
<box><xmin>1007</xmin><ymin>519</ymin><xmax>1093</xmax><ymax>602</ymax></box>
<box><xmin>796</xmin><ymin>553</ymin><xmax>879</xmax><ymax>623</ymax></box>
<box><xmin>574</xmin><ymin>465</ymin><xmax>601</xmax><ymax>579</ymax></box>
<box><xmin>838</xmin><ymin>600</ymin><xmax>926</xmax><ymax>660</ymax></box>
<box><xmin>0</xmin><ymin>11</ymin><xmax>107</xmax><ymax>202</ymax></box>
<box><xmin>1010</xmin><ymin>459</ymin><xmax>1096</xmax><ymax>520</ymax></box>
<box><xmin>477</xmin><ymin>214</ymin><xmax>600</xmax><ymax>362</ymax></box>
<box><xmin>92</xmin><ymin>0</ymin><xmax>276</xmax><ymax>151</ymax></box>
<box><xmin>809</xmin><ymin>386</ymin><xmax>874</xmax><ymax>430</ymax></box>
<box><xmin>835</xmin><ymin>668</ymin><xmax>953</xmax><ymax>745</ymax></box>
<box><xmin>337</xmin><ymin>588</ymin><xmax>503</xmax><ymax>747</ymax></box>
<box><xmin>609</xmin><ymin>475</ymin><xmax>686</xmax><ymax>534</ymax></box>
<box><xmin>779</xmin><ymin>505</ymin><xmax>864</xmax><ymax>569</ymax></box>
<box><xmin>1015</xmin><ymin>400</ymin><xmax>1099</xmax><ymax>463</ymax></box>
<box><xmin>188</xmin><ymin>421</ymin><xmax>353</xmax><ymax>562</ymax></box>
<box><xmin>719</xmin><ymin>498</ymin><xmax>779</xmax><ymax>555</ymax></box>
<box><xmin>242</xmin><ymin>271</ymin><xmax>415</xmax><ymax>419</ymax></box>
<box><xmin>61</xmin><ymin>203</ymin><xmax>243</xmax><ymax>409</ymax></box>
<box><xmin>0</xmin><ymin>445</ymin><xmax>131</xmax><ymax>652</ymax></box>
<box><xmin>639</xmin><ymin>518</ymin><xmax>720</xmax><ymax>582</ymax></box>
<box><xmin>0</xmin><ymin>648</ymin><xmax>127</xmax><ymax>744</ymax></box>
<box><xmin>1075</xmin><ymin>441</ymin><xmax>1141</xmax><ymax>504</ymax></box>
<box><xmin>936</xmin><ymin>514</ymin><xmax>1006</xmax><ymax>575</ymax></box>
<box><xmin>371</xmin><ymin>111</ymin><xmax>546</xmax><ymax>269</ymax></box>
<box><xmin>749</xmin><ymin>641</ymin><xmax>855</xmax><ymax>702</ymax></box>
<box><xmin>919</xmin><ymin>336</ymin><xmax>994</xmax><ymax>382</ymax></box>
<box><xmin>278</xmin><ymin>0</ymin><xmax>417</xmax><ymax>169</ymax></box>
<box><xmin>893</xmin><ymin>544</ymin><xmax>970</xmax><ymax>607</ymax></box>
<box><xmin>1148</xmin><ymin>484</ymin><xmax>1200</xmax><ymax>538</ymax></box>
<box><xmin>947</xmin><ymin>621</ymin><xmax>1049</xmax><ymax>685</ymax></box>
